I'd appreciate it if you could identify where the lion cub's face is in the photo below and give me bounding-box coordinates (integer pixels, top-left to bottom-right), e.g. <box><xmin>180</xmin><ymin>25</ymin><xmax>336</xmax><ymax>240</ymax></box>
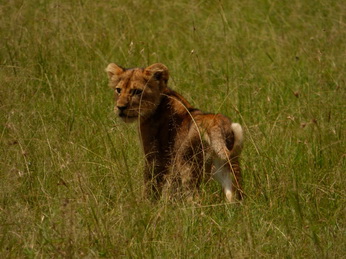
<box><xmin>106</xmin><ymin>63</ymin><xmax>169</xmax><ymax>123</ymax></box>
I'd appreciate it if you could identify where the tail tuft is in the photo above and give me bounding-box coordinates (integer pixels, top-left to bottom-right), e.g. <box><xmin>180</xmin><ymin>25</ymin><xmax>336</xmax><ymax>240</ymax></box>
<box><xmin>230</xmin><ymin>123</ymin><xmax>243</xmax><ymax>157</ymax></box>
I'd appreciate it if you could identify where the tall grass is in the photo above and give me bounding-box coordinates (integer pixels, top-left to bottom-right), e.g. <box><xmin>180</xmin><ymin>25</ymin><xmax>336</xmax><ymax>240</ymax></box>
<box><xmin>1</xmin><ymin>0</ymin><xmax>345</xmax><ymax>257</ymax></box>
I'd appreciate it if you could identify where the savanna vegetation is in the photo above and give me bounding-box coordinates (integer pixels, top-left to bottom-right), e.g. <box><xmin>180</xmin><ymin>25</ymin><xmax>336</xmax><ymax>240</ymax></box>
<box><xmin>1</xmin><ymin>0</ymin><xmax>345</xmax><ymax>257</ymax></box>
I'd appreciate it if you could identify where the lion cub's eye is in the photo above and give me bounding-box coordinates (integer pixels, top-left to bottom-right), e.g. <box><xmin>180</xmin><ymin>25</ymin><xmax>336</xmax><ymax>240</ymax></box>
<box><xmin>132</xmin><ymin>89</ymin><xmax>143</xmax><ymax>96</ymax></box>
<box><xmin>115</xmin><ymin>88</ymin><xmax>121</xmax><ymax>94</ymax></box>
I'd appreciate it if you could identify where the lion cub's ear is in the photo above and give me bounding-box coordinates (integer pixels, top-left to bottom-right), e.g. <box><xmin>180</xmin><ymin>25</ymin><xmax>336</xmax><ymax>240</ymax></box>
<box><xmin>144</xmin><ymin>63</ymin><xmax>169</xmax><ymax>83</ymax></box>
<box><xmin>106</xmin><ymin>63</ymin><xmax>124</xmax><ymax>79</ymax></box>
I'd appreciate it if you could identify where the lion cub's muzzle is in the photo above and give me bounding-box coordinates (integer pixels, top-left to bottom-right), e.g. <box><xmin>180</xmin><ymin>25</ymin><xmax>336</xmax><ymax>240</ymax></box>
<box><xmin>116</xmin><ymin>105</ymin><xmax>139</xmax><ymax>122</ymax></box>
<box><xmin>117</xmin><ymin>105</ymin><xmax>127</xmax><ymax>113</ymax></box>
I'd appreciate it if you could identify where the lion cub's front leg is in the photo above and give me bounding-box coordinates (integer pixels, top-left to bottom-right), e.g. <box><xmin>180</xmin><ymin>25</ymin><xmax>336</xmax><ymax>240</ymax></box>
<box><xmin>140</xmin><ymin>131</ymin><xmax>168</xmax><ymax>200</ymax></box>
<box><xmin>143</xmin><ymin>155</ymin><xmax>166</xmax><ymax>200</ymax></box>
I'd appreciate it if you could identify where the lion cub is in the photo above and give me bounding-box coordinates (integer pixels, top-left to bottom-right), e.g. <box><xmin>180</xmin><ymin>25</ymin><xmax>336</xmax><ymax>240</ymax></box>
<box><xmin>106</xmin><ymin>63</ymin><xmax>244</xmax><ymax>202</ymax></box>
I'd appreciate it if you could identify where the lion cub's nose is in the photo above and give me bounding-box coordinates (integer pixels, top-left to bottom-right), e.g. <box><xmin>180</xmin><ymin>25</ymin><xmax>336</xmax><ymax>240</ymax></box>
<box><xmin>117</xmin><ymin>105</ymin><xmax>127</xmax><ymax>112</ymax></box>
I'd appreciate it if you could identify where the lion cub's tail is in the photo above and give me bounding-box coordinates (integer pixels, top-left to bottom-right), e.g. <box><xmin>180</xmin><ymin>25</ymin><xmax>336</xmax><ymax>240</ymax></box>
<box><xmin>208</xmin><ymin>121</ymin><xmax>244</xmax><ymax>160</ymax></box>
<box><xmin>229</xmin><ymin>123</ymin><xmax>244</xmax><ymax>158</ymax></box>
<box><xmin>210</xmin><ymin>122</ymin><xmax>244</xmax><ymax>202</ymax></box>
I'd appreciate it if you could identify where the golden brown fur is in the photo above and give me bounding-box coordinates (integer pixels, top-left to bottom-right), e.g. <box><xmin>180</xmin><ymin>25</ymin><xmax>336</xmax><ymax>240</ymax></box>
<box><xmin>106</xmin><ymin>63</ymin><xmax>244</xmax><ymax>202</ymax></box>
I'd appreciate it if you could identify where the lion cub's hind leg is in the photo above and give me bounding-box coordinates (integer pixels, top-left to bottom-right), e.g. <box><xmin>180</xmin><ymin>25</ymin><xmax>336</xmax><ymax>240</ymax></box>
<box><xmin>164</xmin><ymin>157</ymin><xmax>202</xmax><ymax>202</ymax></box>
<box><xmin>169</xmin><ymin>126</ymin><xmax>209</xmax><ymax>202</ymax></box>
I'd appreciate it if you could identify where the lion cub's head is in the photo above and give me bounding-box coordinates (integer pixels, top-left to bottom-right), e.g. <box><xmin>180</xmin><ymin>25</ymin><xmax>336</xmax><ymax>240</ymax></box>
<box><xmin>106</xmin><ymin>63</ymin><xmax>169</xmax><ymax>123</ymax></box>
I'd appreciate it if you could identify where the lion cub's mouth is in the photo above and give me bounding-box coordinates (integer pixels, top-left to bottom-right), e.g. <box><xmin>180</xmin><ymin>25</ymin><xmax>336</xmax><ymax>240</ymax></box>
<box><xmin>118</xmin><ymin>111</ymin><xmax>139</xmax><ymax>122</ymax></box>
<box><xmin>119</xmin><ymin>113</ymin><xmax>137</xmax><ymax>118</ymax></box>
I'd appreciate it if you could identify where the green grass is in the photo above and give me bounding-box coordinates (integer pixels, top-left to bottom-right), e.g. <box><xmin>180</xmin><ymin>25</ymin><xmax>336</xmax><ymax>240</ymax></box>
<box><xmin>1</xmin><ymin>0</ymin><xmax>345</xmax><ymax>257</ymax></box>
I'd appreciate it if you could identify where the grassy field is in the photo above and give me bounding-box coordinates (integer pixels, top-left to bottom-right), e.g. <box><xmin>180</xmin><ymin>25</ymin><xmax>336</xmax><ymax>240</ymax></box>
<box><xmin>1</xmin><ymin>0</ymin><xmax>345</xmax><ymax>257</ymax></box>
